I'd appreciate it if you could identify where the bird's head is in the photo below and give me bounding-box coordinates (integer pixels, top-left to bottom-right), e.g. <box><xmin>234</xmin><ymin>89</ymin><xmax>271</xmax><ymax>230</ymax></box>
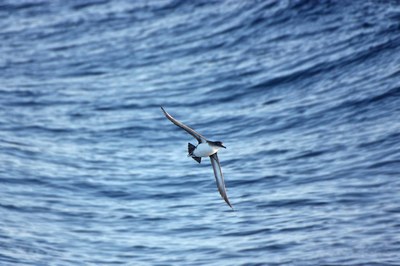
<box><xmin>209</xmin><ymin>141</ymin><xmax>226</xmax><ymax>149</ymax></box>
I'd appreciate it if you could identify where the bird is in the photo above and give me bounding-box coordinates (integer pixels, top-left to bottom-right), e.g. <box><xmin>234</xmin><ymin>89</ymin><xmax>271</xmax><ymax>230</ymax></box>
<box><xmin>160</xmin><ymin>106</ymin><xmax>233</xmax><ymax>209</ymax></box>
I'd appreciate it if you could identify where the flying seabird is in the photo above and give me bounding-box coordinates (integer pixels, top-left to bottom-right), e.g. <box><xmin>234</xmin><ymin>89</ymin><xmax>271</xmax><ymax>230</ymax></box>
<box><xmin>160</xmin><ymin>106</ymin><xmax>233</xmax><ymax>209</ymax></box>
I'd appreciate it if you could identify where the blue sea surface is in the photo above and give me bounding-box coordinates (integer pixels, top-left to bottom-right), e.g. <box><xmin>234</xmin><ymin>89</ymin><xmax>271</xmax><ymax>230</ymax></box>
<box><xmin>1</xmin><ymin>0</ymin><xmax>400</xmax><ymax>265</ymax></box>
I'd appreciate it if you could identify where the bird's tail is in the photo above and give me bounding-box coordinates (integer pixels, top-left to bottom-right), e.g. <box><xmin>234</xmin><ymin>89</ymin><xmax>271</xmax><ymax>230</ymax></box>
<box><xmin>188</xmin><ymin>143</ymin><xmax>196</xmax><ymax>155</ymax></box>
<box><xmin>188</xmin><ymin>143</ymin><xmax>201</xmax><ymax>163</ymax></box>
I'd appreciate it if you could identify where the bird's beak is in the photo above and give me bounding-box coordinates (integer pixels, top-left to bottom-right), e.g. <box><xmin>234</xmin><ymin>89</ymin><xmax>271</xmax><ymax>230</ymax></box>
<box><xmin>221</xmin><ymin>144</ymin><xmax>226</xmax><ymax>149</ymax></box>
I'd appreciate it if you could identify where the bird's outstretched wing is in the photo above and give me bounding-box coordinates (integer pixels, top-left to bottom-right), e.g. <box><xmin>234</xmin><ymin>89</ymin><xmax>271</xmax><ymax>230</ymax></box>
<box><xmin>161</xmin><ymin>106</ymin><xmax>207</xmax><ymax>143</ymax></box>
<box><xmin>210</xmin><ymin>153</ymin><xmax>233</xmax><ymax>209</ymax></box>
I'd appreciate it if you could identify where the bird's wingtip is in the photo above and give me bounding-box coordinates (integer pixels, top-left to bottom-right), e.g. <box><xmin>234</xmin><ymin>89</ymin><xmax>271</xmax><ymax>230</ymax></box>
<box><xmin>160</xmin><ymin>106</ymin><xmax>167</xmax><ymax>115</ymax></box>
<box><xmin>226</xmin><ymin>199</ymin><xmax>234</xmax><ymax>210</ymax></box>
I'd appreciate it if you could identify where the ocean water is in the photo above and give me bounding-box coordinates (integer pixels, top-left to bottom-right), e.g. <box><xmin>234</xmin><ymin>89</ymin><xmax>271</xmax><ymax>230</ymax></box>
<box><xmin>1</xmin><ymin>0</ymin><xmax>400</xmax><ymax>265</ymax></box>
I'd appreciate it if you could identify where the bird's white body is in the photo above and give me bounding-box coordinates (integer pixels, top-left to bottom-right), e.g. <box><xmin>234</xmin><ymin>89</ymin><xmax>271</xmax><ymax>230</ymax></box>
<box><xmin>193</xmin><ymin>142</ymin><xmax>220</xmax><ymax>157</ymax></box>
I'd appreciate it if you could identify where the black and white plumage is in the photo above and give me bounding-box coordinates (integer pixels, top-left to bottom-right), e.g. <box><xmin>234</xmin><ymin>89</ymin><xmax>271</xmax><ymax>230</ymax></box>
<box><xmin>161</xmin><ymin>106</ymin><xmax>233</xmax><ymax>209</ymax></box>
